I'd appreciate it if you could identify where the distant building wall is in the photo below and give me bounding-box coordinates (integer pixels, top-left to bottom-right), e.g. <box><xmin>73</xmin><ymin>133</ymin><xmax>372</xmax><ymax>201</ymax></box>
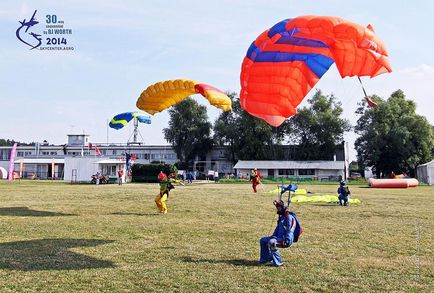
<box><xmin>416</xmin><ymin>161</ymin><xmax>434</xmax><ymax>185</ymax></box>
<box><xmin>64</xmin><ymin>157</ymin><xmax>99</xmax><ymax>183</ymax></box>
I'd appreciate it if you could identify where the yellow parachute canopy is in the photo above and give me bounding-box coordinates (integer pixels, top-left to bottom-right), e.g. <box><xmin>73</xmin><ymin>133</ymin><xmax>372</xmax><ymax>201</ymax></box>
<box><xmin>291</xmin><ymin>195</ymin><xmax>361</xmax><ymax>204</ymax></box>
<box><xmin>136</xmin><ymin>79</ymin><xmax>232</xmax><ymax>115</ymax></box>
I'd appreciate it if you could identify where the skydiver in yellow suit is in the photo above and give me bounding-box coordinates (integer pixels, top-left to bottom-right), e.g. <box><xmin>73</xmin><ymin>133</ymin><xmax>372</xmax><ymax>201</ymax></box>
<box><xmin>155</xmin><ymin>172</ymin><xmax>175</xmax><ymax>214</ymax></box>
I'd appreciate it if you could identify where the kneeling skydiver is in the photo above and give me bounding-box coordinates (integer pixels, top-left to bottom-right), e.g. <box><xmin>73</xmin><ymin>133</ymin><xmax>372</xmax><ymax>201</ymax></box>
<box><xmin>259</xmin><ymin>186</ymin><xmax>302</xmax><ymax>266</ymax></box>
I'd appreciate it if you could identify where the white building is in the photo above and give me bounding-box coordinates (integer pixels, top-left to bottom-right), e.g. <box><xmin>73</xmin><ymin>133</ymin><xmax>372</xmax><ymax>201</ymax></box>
<box><xmin>1</xmin><ymin>134</ymin><xmax>349</xmax><ymax>183</ymax></box>
<box><xmin>416</xmin><ymin>160</ymin><xmax>434</xmax><ymax>185</ymax></box>
<box><xmin>233</xmin><ymin>160</ymin><xmax>345</xmax><ymax>180</ymax></box>
<box><xmin>0</xmin><ymin>134</ymin><xmax>234</xmax><ymax>183</ymax></box>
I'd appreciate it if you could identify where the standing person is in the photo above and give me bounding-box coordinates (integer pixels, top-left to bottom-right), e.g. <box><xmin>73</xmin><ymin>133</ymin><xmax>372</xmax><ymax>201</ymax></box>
<box><xmin>117</xmin><ymin>169</ymin><xmax>123</xmax><ymax>185</ymax></box>
<box><xmin>96</xmin><ymin>171</ymin><xmax>101</xmax><ymax>185</ymax></box>
<box><xmin>214</xmin><ymin>170</ymin><xmax>219</xmax><ymax>183</ymax></box>
<box><xmin>250</xmin><ymin>168</ymin><xmax>260</xmax><ymax>193</ymax></box>
<box><xmin>259</xmin><ymin>200</ymin><xmax>301</xmax><ymax>267</ymax></box>
<box><xmin>187</xmin><ymin>171</ymin><xmax>193</xmax><ymax>184</ymax></box>
<box><xmin>337</xmin><ymin>180</ymin><xmax>351</xmax><ymax>206</ymax></box>
<box><xmin>155</xmin><ymin>173</ymin><xmax>175</xmax><ymax>214</ymax></box>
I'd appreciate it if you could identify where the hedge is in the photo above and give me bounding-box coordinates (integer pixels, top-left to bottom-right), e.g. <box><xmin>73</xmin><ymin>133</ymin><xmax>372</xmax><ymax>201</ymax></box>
<box><xmin>131</xmin><ymin>163</ymin><xmax>178</xmax><ymax>183</ymax></box>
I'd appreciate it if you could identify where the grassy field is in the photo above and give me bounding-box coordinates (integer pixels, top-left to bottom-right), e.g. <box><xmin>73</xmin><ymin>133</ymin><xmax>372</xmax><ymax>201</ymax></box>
<box><xmin>0</xmin><ymin>180</ymin><xmax>432</xmax><ymax>292</ymax></box>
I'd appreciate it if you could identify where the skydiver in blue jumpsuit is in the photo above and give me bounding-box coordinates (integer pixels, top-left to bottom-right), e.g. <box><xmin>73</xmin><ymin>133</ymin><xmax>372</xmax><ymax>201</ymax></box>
<box><xmin>259</xmin><ymin>199</ymin><xmax>297</xmax><ymax>267</ymax></box>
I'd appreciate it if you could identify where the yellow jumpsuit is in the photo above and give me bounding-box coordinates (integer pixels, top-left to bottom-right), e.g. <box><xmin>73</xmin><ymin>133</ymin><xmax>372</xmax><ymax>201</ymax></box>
<box><xmin>155</xmin><ymin>178</ymin><xmax>172</xmax><ymax>214</ymax></box>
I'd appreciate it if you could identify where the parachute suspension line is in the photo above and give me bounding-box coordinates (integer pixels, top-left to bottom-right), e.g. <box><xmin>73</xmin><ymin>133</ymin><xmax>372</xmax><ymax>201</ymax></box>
<box><xmin>357</xmin><ymin>77</ymin><xmax>378</xmax><ymax>108</ymax></box>
<box><xmin>286</xmin><ymin>181</ymin><xmax>294</xmax><ymax>209</ymax></box>
<box><xmin>357</xmin><ymin>76</ymin><xmax>368</xmax><ymax>98</ymax></box>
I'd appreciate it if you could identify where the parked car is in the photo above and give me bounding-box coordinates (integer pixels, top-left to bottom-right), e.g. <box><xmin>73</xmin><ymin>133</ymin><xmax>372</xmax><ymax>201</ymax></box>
<box><xmin>350</xmin><ymin>172</ymin><xmax>362</xmax><ymax>180</ymax></box>
<box><xmin>90</xmin><ymin>174</ymin><xmax>109</xmax><ymax>184</ymax></box>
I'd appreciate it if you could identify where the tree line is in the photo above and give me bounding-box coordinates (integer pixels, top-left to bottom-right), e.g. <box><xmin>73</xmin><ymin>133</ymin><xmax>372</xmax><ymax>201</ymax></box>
<box><xmin>163</xmin><ymin>89</ymin><xmax>433</xmax><ymax>177</ymax></box>
<box><xmin>0</xmin><ymin>139</ymin><xmax>34</xmax><ymax>146</ymax></box>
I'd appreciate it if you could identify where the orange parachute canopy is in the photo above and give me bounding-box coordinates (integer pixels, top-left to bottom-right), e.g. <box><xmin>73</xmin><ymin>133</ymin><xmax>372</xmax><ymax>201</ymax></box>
<box><xmin>240</xmin><ymin>15</ymin><xmax>392</xmax><ymax>126</ymax></box>
<box><xmin>136</xmin><ymin>79</ymin><xmax>232</xmax><ymax>114</ymax></box>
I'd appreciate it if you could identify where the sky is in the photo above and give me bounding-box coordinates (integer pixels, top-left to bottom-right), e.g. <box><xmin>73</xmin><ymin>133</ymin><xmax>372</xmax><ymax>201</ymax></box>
<box><xmin>1</xmin><ymin>0</ymin><xmax>433</xmax><ymax>161</ymax></box>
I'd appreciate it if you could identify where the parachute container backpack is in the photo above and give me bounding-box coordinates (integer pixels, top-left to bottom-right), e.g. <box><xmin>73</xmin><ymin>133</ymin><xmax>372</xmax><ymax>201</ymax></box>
<box><xmin>289</xmin><ymin>211</ymin><xmax>302</xmax><ymax>242</ymax></box>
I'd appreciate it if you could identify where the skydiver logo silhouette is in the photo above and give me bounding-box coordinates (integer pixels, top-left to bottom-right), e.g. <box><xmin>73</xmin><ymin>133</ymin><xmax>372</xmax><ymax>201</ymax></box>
<box><xmin>16</xmin><ymin>10</ymin><xmax>42</xmax><ymax>50</ymax></box>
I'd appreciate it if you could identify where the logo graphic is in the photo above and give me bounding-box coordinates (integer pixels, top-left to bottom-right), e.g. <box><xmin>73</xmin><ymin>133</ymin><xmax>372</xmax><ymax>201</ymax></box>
<box><xmin>16</xmin><ymin>10</ymin><xmax>42</xmax><ymax>50</ymax></box>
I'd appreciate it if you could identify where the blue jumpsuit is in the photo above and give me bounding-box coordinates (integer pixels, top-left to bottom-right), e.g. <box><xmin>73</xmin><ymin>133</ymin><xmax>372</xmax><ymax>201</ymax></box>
<box><xmin>260</xmin><ymin>212</ymin><xmax>295</xmax><ymax>266</ymax></box>
<box><xmin>338</xmin><ymin>186</ymin><xmax>350</xmax><ymax>206</ymax></box>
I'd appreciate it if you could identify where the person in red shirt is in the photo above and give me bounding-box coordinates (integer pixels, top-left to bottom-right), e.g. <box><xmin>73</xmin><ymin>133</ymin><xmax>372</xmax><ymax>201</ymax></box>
<box><xmin>118</xmin><ymin>169</ymin><xmax>123</xmax><ymax>185</ymax></box>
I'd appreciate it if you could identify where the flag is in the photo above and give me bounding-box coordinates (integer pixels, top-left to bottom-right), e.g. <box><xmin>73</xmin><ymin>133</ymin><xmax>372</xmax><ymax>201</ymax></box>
<box><xmin>95</xmin><ymin>146</ymin><xmax>102</xmax><ymax>156</ymax></box>
<box><xmin>8</xmin><ymin>143</ymin><xmax>18</xmax><ymax>181</ymax></box>
<box><xmin>126</xmin><ymin>153</ymin><xmax>131</xmax><ymax>172</ymax></box>
<box><xmin>19</xmin><ymin>159</ymin><xmax>24</xmax><ymax>179</ymax></box>
<box><xmin>51</xmin><ymin>158</ymin><xmax>55</xmax><ymax>179</ymax></box>
<box><xmin>88</xmin><ymin>143</ymin><xmax>93</xmax><ymax>150</ymax></box>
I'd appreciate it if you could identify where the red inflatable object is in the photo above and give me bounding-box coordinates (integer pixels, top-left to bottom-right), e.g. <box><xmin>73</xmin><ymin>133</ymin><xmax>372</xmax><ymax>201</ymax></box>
<box><xmin>368</xmin><ymin>178</ymin><xmax>419</xmax><ymax>188</ymax></box>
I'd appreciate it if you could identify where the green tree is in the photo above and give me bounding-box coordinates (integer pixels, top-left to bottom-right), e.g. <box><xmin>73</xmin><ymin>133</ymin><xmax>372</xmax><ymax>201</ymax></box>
<box><xmin>213</xmin><ymin>92</ymin><xmax>240</xmax><ymax>163</ymax></box>
<box><xmin>163</xmin><ymin>97</ymin><xmax>213</xmax><ymax>165</ymax></box>
<box><xmin>354</xmin><ymin>90</ymin><xmax>433</xmax><ymax>177</ymax></box>
<box><xmin>285</xmin><ymin>90</ymin><xmax>351</xmax><ymax>160</ymax></box>
<box><xmin>213</xmin><ymin>93</ymin><xmax>286</xmax><ymax>161</ymax></box>
<box><xmin>0</xmin><ymin>139</ymin><xmax>34</xmax><ymax>146</ymax></box>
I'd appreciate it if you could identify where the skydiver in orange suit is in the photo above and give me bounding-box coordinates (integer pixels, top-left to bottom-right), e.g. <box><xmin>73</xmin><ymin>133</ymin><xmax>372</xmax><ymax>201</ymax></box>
<box><xmin>250</xmin><ymin>168</ymin><xmax>261</xmax><ymax>193</ymax></box>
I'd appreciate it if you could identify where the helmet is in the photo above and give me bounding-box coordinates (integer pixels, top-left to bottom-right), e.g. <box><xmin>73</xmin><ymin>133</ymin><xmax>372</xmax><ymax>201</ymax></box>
<box><xmin>273</xmin><ymin>199</ymin><xmax>287</xmax><ymax>215</ymax></box>
<box><xmin>340</xmin><ymin>180</ymin><xmax>346</xmax><ymax>186</ymax></box>
<box><xmin>158</xmin><ymin>172</ymin><xmax>167</xmax><ymax>181</ymax></box>
<box><xmin>273</xmin><ymin>199</ymin><xmax>285</xmax><ymax>209</ymax></box>
<box><xmin>254</xmin><ymin>168</ymin><xmax>257</xmax><ymax>171</ymax></box>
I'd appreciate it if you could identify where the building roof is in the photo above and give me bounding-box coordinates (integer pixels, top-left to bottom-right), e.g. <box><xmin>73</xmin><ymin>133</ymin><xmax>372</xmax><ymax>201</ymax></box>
<box><xmin>96</xmin><ymin>159</ymin><xmax>125</xmax><ymax>164</ymax></box>
<box><xmin>233</xmin><ymin>160</ymin><xmax>344</xmax><ymax>170</ymax></box>
<box><xmin>417</xmin><ymin>160</ymin><xmax>434</xmax><ymax>167</ymax></box>
<box><xmin>14</xmin><ymin>158</ymin><xmax>65</xmax><ymax>164</ymax></box>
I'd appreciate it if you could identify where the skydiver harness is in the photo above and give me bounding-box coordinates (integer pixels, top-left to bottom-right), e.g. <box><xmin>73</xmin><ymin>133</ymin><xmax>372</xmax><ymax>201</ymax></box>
<box><xmin>276</xmin><ymin>183</ymin><xmax>302</xmax><ymax>244</ymax></box>
<box><xmin>339</xmin><ymin>186</ymin><xmax>350</xmax><ymax>197</ymax></box>
<box><xmin>250</xmin><ymin>171</ymin><xmax>259</xmax><ymax>182</ymax></box>
<box><xmin>160</xmin><ymin>179</ymin><xmax>175</xmax><ymax>198</ymax></box>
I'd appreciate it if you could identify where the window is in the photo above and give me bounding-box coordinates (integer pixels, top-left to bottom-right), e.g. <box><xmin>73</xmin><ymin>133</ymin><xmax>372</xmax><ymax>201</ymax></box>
<box><xmin>137</xmin><ymin>153</ymin><xmax>147</xmax><ymax>159</ymax></box>
<box><xmin>268</xmin><ymin>169</ymin><xmax>274</xmax><ymax>176</ymax></box>
<box><xmin>0</xmin><ymin>150</ymin><xmax>10</xmax><ymax>160</ymax></box>
<box><xmin>278</xmin><ymin>169</ymin><xmax>294</xmax><ymax>176</ymax></box>
<box><xmin>110</xmin><ymin>166</ymin><xmax>116</xmax><ymax>176</ymax></box>
<box><xmin>151</xmin><ymin>154</ymin><xmax>162</xmax><ymax>160</ymax></box>
<box><xmin>299</xmin><ymin>169</ymin><xmax>315</xmax><ymax>176</ymax></box>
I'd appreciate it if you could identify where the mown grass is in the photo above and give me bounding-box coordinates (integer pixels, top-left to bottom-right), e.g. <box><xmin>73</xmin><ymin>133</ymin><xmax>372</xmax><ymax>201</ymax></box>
<box><xmin>0</xmin><ymin>180</ymin><xmax>432</xmax><ymax>292</ymax></box>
